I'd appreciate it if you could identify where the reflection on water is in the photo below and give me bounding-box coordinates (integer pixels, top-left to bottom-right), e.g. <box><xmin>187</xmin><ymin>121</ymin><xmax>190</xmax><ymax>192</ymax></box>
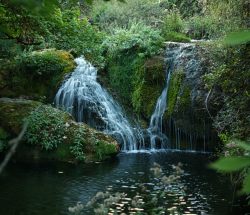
<box><xmin>0</xmin><ymin>151</ymin><xmax>243</xmax><ymax>215</ymax></box>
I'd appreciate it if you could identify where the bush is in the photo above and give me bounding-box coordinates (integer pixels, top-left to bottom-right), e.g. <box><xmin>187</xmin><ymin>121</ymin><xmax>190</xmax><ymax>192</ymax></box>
<box><xmin>162</xmin><ymin>9</ymin><xmax>184</xmax><ymax>33</ymax></box>
<box><xmin>25</xmin><ymin>105</ymin><xmax>66</xmax><ymax>150</ymax></box>
<box><xmin>91</xmin><ymin>0</ymin><xmax>170</xmax><ymax>31</ymax></box>
<box><xmin>103</xmin><ymin>22</ymin><xmax>164</xmax><ymax>107</ymax></box>
<box><xmin>185</xmin><ymin>0</ymin><xmax>247</xmax><ymax>40</ymax></box>
<box><xmin>103</xmin><ymin>22</ymin><xmax>163</xmax><ymax>57</ymax></box>
<box><xmin>161</xmin><ymin>9</ymin><xmax>191</xmax><ymax>42</ymax></box>
<box><xmin>48</xmin><ymin>8</ymin><xmax>105</xmax><ymax>67</ymax></box>
<box><xmin>70</xmin><ymin>127</ymin><xmax>86</xmax><ymax>161</ymax></box>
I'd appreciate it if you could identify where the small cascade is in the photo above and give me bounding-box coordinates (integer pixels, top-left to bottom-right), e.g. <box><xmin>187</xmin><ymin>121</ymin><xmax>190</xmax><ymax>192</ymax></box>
<box><xmin>147</xmin><ymin>72</ymin><xmax>171</xmax><ymax>149</ymax></box>
<box><xmin>55</xmin><ymin>57</ymin><xmax>142</xmax><ymax>151</ymax></box>
<box><xmin>147</xmin><ymin>42</ymin><xmax>199</xmax><ymax>150</ymax></box>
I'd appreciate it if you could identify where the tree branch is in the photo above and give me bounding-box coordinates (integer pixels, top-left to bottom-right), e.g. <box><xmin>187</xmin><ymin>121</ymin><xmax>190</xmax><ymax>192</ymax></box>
<box><xmin>0</xmin><ymin>123</ymin><xmax>28</xmax><ymax>175</ymax></box>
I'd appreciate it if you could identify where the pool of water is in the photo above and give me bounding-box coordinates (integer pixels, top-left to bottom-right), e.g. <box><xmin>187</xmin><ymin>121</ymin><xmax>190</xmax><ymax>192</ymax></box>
<box><xmin>0</xmin><ymin>151</ymin><xmax>245</xmax><ymax>215</ymax></box>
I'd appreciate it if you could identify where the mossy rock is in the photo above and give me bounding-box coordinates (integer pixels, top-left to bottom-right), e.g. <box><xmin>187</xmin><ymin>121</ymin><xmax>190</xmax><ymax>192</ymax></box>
<box><xmin>132</xmin><ymin>56</ymin><xmax>165</xmax><ymax>118</ymax></box>
<box><xmin>165</xmin><ymin>69</ymin><xmax>185</xmax><ymax>117</ymax></box>
<box><xmin>0</xmin><ymin>98</ymin><xmax>119</xmax><ymax>163</ymax></box>
<box><xmin>0</xmin><ymin>49</ymin><xmax>76</xmax><ymax>101</ymax></box>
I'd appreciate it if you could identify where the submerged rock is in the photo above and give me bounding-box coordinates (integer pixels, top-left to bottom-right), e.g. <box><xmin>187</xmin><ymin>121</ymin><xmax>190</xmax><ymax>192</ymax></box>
<box><xmin>0</xmin><ymin>98</ymin><xmax>119</xmax><ymax>162</ymax></box>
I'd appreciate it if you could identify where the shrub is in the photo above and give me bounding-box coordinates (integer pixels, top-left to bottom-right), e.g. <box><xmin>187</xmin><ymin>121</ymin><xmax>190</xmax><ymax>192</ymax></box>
<box><xmin>91</xmin><ymin>0</ymin><xmax>170</xmax><ymax>31</ymax></box>
<box><xmin>48</xmin><ymin>8</ymin><xmax>105</xmax><ymax>67</ymax></box>
<box><xmin>186</xmin><ymin>15</ymin><xmax>216</xmax><ymax>39</ymax></box>
<box><xmin>70</xmin><ymin>127</ymin><xmax>86</xmax><ymax>161</ymax></box>
<box><xmin>103</xmin><ymin>22</ymin><xmax>163</xmax><ymax>57</ymax></box>
<box><xmin>103</xmin><ymin>22</ymin><xmax>164</xmax><ymax>107</ymax></box>
<box><xmin>162</xmin><ymin>9</ymin><xmax>184</xmax><ymax>33</ymax></box>
<box><xmin>161</xmin><ymin>9</ymin><xmax>191</xmax><ymax>42</ymax></box>
<box><xmin>25</xmin><ymin>105</ymin><xmax>66</xmax><ymax>150</ymax></box>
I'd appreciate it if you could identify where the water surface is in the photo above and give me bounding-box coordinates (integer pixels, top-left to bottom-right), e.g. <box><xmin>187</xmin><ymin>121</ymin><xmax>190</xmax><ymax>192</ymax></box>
<box><xmin>0</xmin><ymin>151</ymin><xmax>243</xmax><ymax>215</ymax></box>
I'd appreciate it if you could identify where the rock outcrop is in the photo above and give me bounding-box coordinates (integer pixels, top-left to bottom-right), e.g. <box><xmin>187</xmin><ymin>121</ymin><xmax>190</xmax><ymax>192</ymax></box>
<box><xmin>0</xmin><ymin>98</ymin><xmax>119</xmax><ymax>162</ymax></box>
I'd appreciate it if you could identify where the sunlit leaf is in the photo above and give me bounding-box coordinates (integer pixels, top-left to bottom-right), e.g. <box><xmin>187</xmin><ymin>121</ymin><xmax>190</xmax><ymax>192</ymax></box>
<box><xmin>238</xmin><ymin>142</ymin><xmax>250</xmax><ymax>151</ymax></box>
<box><xmin>241</xmin><ymin>172</ymin><xmax>250</xmax><ymax>194</ymax></box>
<box><xmin>224</xmin><ymin>30</ymin><xmax>250</xmax><ymax>46</ymax></box>
<box><xmin>210</xmin><ymin>157</ymin><xmax>250</xmax><ymax>172</ymax></box>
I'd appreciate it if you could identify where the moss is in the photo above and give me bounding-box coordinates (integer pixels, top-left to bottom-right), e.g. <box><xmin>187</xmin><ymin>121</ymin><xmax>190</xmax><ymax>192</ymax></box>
<box><xmin>177</xmin><ymin>85</ymin><xmax>191</xmax><ymax>112</ymax></box>
<box><xmin>106</xmin><ymin>51</ymin><xmax>141</xmax><ymax>106</ymax></box>
<box><xmin>0</xmin><ymin>49</ymin><xmax>76</xmax><ymax>101</ymax></box>
<box><xmin>165</xmin><ymin>70</ymin><xmax>185</xmax><ymax>117</ymax></box>
<box><xmin>132</xmin><ymin>56</ymin><xmax>165</xmax><ymax>118</ymax></box>
<box><xmin>0</xmin><ymin>98</ymin><xmax>119</xmax><ymax>163</ymax></box>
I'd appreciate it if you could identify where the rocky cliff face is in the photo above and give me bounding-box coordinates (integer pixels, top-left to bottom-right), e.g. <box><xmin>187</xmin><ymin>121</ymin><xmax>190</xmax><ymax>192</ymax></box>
<box><xmin>162</xmin><ymin>41</ymin><xmax>221</xmax><ymax>151</ymax></box>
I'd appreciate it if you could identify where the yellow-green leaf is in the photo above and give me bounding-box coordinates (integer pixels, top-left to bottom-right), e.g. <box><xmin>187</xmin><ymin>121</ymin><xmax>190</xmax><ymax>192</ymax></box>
<box><xmin>210</xmin><ymin>157</ymin><xmax>250</xmax><ymax>172</ymax></box>
<box><xmin>224</xmin><ymin>30</ymin><xmax>250</xmax><ymax>46</ymax></box>
<box><xmin>241</xmin><ymin>172</ymin><xmax>250</xmax><ymax>194</ymax></box>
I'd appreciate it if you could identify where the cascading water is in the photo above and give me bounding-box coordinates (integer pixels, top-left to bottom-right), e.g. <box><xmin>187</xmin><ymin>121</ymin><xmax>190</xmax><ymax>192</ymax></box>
<box><xmin>147</xmin><ymin>42</ymin><xmax>199</xmax><ymax>149</ymax></box>
<box><xmin>55</xmin><ymin>57</ymin><xmax>143</xmax><ymax>151</ymax></box>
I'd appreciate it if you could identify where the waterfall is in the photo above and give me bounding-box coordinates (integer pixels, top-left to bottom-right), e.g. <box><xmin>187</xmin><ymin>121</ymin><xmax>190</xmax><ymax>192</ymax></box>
<box><xmin>147</xmin><ymin>42</ymin><xmax>198</xmax><ymax>149</ymax></box>
<box><xmin>55</xmin><ymin>57</ymin><xmax>142</xmax><ymax>151</ymax></box>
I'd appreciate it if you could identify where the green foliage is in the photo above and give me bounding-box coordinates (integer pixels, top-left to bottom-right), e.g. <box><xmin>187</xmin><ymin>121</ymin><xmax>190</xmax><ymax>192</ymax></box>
<box><xmin>0</xmin><ymin>2</ymin><xmax>105</xmax><ymax>66</ymax></box>
<box><xmin>183</xmin><ymin>0</ymin><xmax>248</xmax><ymax>40</ymax></box>
<box><xmin>25</xmin><ymin>105</ymin><xmax>66</xmax><ymax>150</ymax></box>
<box><xmin>211</xmin><ymin>157</ymin><xmax>250</xmax><ymax>173</ymax></box>
<box><xmin>107</xmin><ymin>53</ymin><xmax>142</xmax><ymax>105</ymax></box>
<box><xmin>70</xmin><ymin>127</ymin><xmax>86</xmax><ymax>161</ymax></box>
<box><xmin>15</xmin><ymin>49</ymin><xmax>75</xmax><ymax>77</ymax></box>
<box><xmin>103</xmin><ymin>22</ymin><xmax>164</xmax><ymax>108</ymax></box>
<box><xmin>94</xmin><ymin>141</ymin><xmax>117</xmax><ymax>160</ymax></box>
<box><xmin>47</xmin><ymin>8</ymin><xmax>105</xmax><ymax>66</ymax></box>
<box><xmin>224</xmin><ymin>31</ymin><xmax>250</xmax><ymax>46</ymax></box>
<box><xmin>203</xmin><ymin>42</ymin><xmax>249</xmax><ymax>139</ymax></box>
<box><xmin>132</xmin><ymin>56</ymin><xmax>165</xmax><ymax>117</ymax></box>
<box><xmin>162</xmin><ymin>9</ymin><xmax>184</xmax><ymax>33</ymax></box>
<box><xmin>103</xmin><ymin>22</ymin><xmax>163</xmax><ymax>57</ymax></box>
<box><xmin>164</xmin><ymin>32</ymin><xmax>191</xmax><ymax>42</ymax></box>
<box><xmin>161</xmin><ymin>9</ymin><xmax>190</xmax><ymax>42</ymax></box>
<box><xmin>91</xmin><ymin>0</ymin><xmax>170</xmax><ymax>31</ymax></box>
<box><xmin>186</xmin><ymin>15</ymin><xmax>217</xmax><ymax>39</ymax></box>
<box><xmin>0</xmin><ymin>49</ymin><xmax>75</xmax><ymax>100</ymax></box>
<box><xmin>211</xmin><ymin>139</ymin><xmax>250</xmax><ymax>195</ymax></box>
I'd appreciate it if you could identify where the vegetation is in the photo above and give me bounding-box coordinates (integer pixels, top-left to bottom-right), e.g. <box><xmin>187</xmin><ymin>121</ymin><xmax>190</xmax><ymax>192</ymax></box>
<box><xmin>0</xmin><ymin>0</ymin><xmax>249</xmax><ymax>213</ymax></box>
<box><xmin>166</xmin><ymin>69</ymin><xmax>185</xmax><ymax>116</ymax></box>
<box><xmin>0</xmin><ymin>98</ymin><xmax>119</xmax><ymax>162</ymax></box>
<box><xmin>25</xmin><ymin>105</ymin><xmax>66</xmax><ymax>150</ymax></box>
